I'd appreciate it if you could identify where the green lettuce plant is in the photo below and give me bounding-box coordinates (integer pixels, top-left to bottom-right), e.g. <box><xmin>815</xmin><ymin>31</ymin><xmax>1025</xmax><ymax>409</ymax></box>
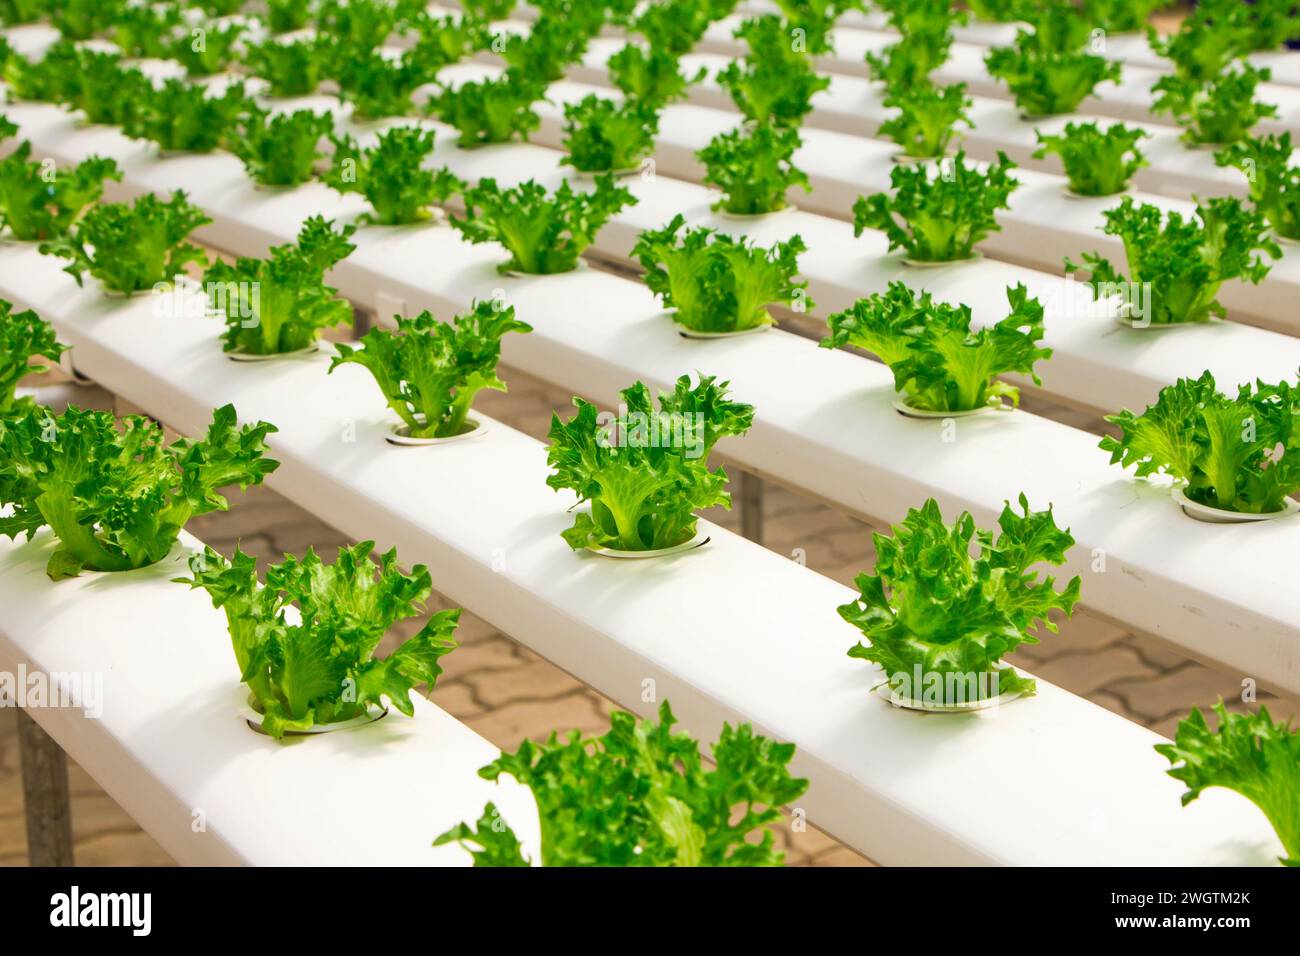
<box><xmin>716</xmin><ymin>15</ymin><xmax>830</xmax><ymax>127</ymax></box>
<box><xmin>1033</xmin><ymin>121</ymin><xmax>1149</xmax><ymax>196</ymax></box>
<box><xmin>771</xmin><ymin>0</ymin><xmax>864</xmax><ymax>55</ymax></box>
<box><xmin>546</xmin><ymin>374</ymin><xmax>753</xmax><ymax>552</ymax></box>
<box><xmin>560</xmin><ymin>94</ymin><xmax>658</xmax><ymax>174</ymax></box>
<box><xmin>634</xmin><ymin>0</ymin><xmax>722</xmax><ymax>56</ymax></box>
<box><xmin>63</xmin><ymin>48</ymin><xmax>150</xmax><ymax>127</ymax></box>
<box><xmin>1083</xmin><ymin>0</ymin><xmax>1173</xmax><ymax>33</ymax></box>
<box><xmin>452</xmin><ymin>176</ymin><xmax>636</xmax><ymax>274</ymax></box>
<box><xmin>435</xmin><ymin>701</ymin><xmax>808</xmax><ymax>866</ymax></box>
<box><xmin>1152</xmin><ymin>64</ymin><xmax>1278</xmax><ymax>147</ymax></box>
<box><xmin>332</xmin><ymin>46</ymin><xmax>436</xmax><ymax>121</ymax></box>
<box><xmin>837</xmin><ymin>495</ymin><xmax>1081</xmax><ymax>704</ymax></box>
<box><xmin>112</xmin><ymin>3</ymin><xmax>182</xmax><ymax>58</ymax></box>
<box><xmin>1149</xmin><ymin>4</ymin><xmax>1255</xmax><ymax>82</ymax></box>
<box><xmin>876</xmin><ymin>0</ymin><xmax>965</xmax><ymax>36</ymax></box>
<box><xmin>1066</xmin><ymin>196</ymin><xmax>1279</xmax><ymax>325</ymax></box>
<box><xmin>1</xmin><ymin>41</ymin><xmax>78</xmax><ymax>103</ymax></box>
<box><xmin>172</xmin><ymin>19</ymin><xmax>246</xmax><ymax>77</ymax></box>
<box><xmin>878</xmin><ymin>81</ymin><xmax>971</xmax><ymax>159</ymax></box>
<box><xmin>267</xmin><ymin>0</ymin><xmax>312</xmax><ymax>33</ymax></box>
<box><xmin>822</xmin><ymin>282</ymin><xmax>1050</xmax><ymax>412</ymax></box>
<box><xmin>1156</xmin><ymin>701</ymin><xmax>1299</xmax><ymax>867</ymax></box>
<box><xmin>0</xmin><ymin>123</ymin><xmax>122</xmax><ymax>241</ymax></box>
<box><xmin>633</xmin><ymin>214</ymin><xmax>810</xmax><ymax>333</ymax></box>
<box><xmin>125</xmin><ymin>79</ymin><xmax>249</xmax><ymax>154</ymax></box>
<box><xmin>607</xmin><ymin>43</ymin><xmax>705</xmax><ymax>107</ymax></box>
<box><xmin>0</xmin><ymin>0</ymin><xmax>49</xmax><ymax>25</ymax></box>
<box><xmin>204</xmin><ymin>216</ymin><xmax>356</xmax><ymax>356</ymax></box>
<box><xmin>1216</xmin><ymin>133</ymin><xmax>1300</xmax><ymax>241</ymax></box>
<box><xmin>0</xmin><ymin>300</ymin><xmax>64</xmax><ymax>417</ymax></box>
<box><xmin>497</xmin><ymin>14</ymin><xmax>594</xmax><ymax>83</ymax></box>
<box><xmin>698</xmin><ymin>124</ymin><xmax>810</xmax><ymax>215</ymax></box>
<box><xmin>985</xmin><ymin>9</ymin><xmax>1122</xmax><ymax>116</ymax></box>
<box><xmin>40</xmin><ymin>191</ymin><xmax>211</xmax><ymax>295</ymax></box>
<box><xmin>0</xmin><ymin>404</ymin><xmax>278</xmax><ymax>580</ymax></box>
<box><xmin>1100</xmin><ymin>371</ymin><xmax>1300</xmax><ymax>515</ymax></box>
<box><xmin>330</xmin><ymin>300</ymin><xmax>531</xmax><ymax>439</ymax></box>
<box><xmin>326</xmin><ymin>126</ymin><xmax>464</xmax><ymax>225</ymax></box>
<box><xmin>426</xmin><ymin>73</ymin><xmax>545</xmax><ymax>148</ymax></box>
<box><xmin>182</xmin><ymin>541</ymin><xmax>460</xmax><ymax>739</ymax></box>
<box><xmin>229</xmin><ymin>108</ymin><xmax>334</xmax><ymax>187</ymax></box>
<box><xmin>854</xmin><ymin>152</ymin><xmax>1018</xmax><ymax>262</ymax></box>
<box><xmin>49</xmin><ymin>0</ymin><xmax>117</xmax><ymax>40</ymax></box>
<box><xmin>243</xmin><ymin>37</ymin><xmax>330</xmax><ymax>98</ymax></box>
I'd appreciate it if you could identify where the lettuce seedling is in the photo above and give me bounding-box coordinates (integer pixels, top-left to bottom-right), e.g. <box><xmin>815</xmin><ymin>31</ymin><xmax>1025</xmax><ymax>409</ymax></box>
<box><xmin>40</xmin><ymin>191</ymin><xmax>211</xmax><ymax>295</ymax></box>
<box><xmin>330</xmin><ymin>300</ymin><xmax>531</xmax><ymax>439</ymax></box>
<box><xmin>464</xmin><ymin>0</ymin><xmax>515</xmax><ymax>17</ymax></box>
<box><xmin>0</xmin><ymin>0</ymin><xmax>48</xmax><ymax>25</ymax></box>
<box><xmin>1100</xmin><ymin>371</ymin><xmax>1300</xmax><ymax>515</ymax></box>
<box><xmin>698</xmin><ymin>124</ymin><xmax>811</xmax><ymax>215</ymax></box>
<box><xmin>243</xmin><ymin>37</ymin><xmax>329</xmax><ymax>99</ymax></box>
<box><xmin>1156</xmin><ymin>701</ymin><xmax>1299</xmax><ymax>867</ymax></box>
<box><xmin>436</xmin><ymin>701</ymin><xmax>807</xmax><ymax>866</ymax></box>
<box><xmin>65</xmin><ymin>48</ymin><xmax>150</xmax><ymax>127</ymax></box>
<box><xmin>717</xmin><ymin>15</ymin><xmax>830</xmax><ymax>128</ymax></box>
<box><xmin>607</xmin><ymin>43</ymin><xmax>705</xmax><ymax>107</ymax></box>
<box><xmin>205</xmin><ymin>216</ymin><xmax>355</xmax><ymax>356</ymax></box>
<box><xmin>1148</xmin><ymin>5</ymin><xmax>1255</xmax><ymax>82</ymax></box>
<box><xmin>49</xmin><ymin>0</ymin><xmax>116</xmax><ymax>40</ymax></box>
<box><xmin>497</xmin><ymin>15</ymin><xmax>594</xmax><ymax>83</ymax></box>
<box><xmin>770</xmin><ymin>0</ymin><xmax>864</xmax><ymax>55</ymax></box>
<box><xmin>125</xmin><ymin>79</ymin><xmax>249</xmax><ymax>154</ymax></box>
<box><xmin>0</xmin><ymin>301</ymin><xmax>64</xmax><ymax>418</ymax></box>
<box><xmin>326</xmin><ymin>126</ymin><xmax>464</xmax><ymax>225</ymax></box>
<box><xmin>1066</xmin><ymin>196</ymin><xmax>1279</xmax><ymax>325</ymax></box>
<box><xmin>1216</xmin><ymin>133</ymin><xmax>1300</xmax><ymax>241</ymax></box>
<box><xmin>0</xmin><ymin>134</ymin><xmax>122</xmax><ymax>242</ymax></box>
<box><xmin>1033</xmin><ymin>121</ymin><xmax>1149</xmax><ymax>196</ymax></box>
<box><xmin>318</xmin><ymin>0</ymin><xmax>403</xmax><ymax>49</ymax></box>
<box><xmin>1152</xmin><ymin>64</ymin><xmax>1278</xmax><ymax>147</ymax></box>
<box><xmin>0</xmin><ymin>404</ymin><xmax>278</xmax><ymax>580</ymax></box>
<box><xmin>172</xmin><ymin>19</ymin><xmax>246</xmax><ymax>77</ymax></box>
<box><xmin>838</xmin><ymin>496</ymin><xmax>1080</xmax><ymax>704</ymax></box>
<box><xmin>634</xmin><ymin>0</ymin><xmax>721</xmax><ymax>56</ymax></box>
<box><xmin>112</xmin><ymin>2</ymin><xmax>182</xmax><ymax>58</ymax></box>
<box><xmin>229</xmin><ymin>108</ymin><xmax>333</xmax><ymax>187</ymax></box>
<box><xmin>854</xmin><ymin>151</ymin><xmax>1018</xmax><ymax>262</ymax></box>
<box><xmin>1083</xmin><ymin>0</ymin><xmax>1173</xmax><ymax>33</ymax></box>
<box><xmin>547</xmin><ymin>374</ymin><xmax>752</xmax><ymax>552</ymax></box>
<box><xmin>267</xmin><ymin>0</ymin><xmax>312</xmax><ymax>33</ymax></box>
<box><xmin>332</xmin><ymin>46</ymin><xmax>436</xmax><ymax>121</ymax></box>
<box><xmin>1</xmin><ymin>41</ymin><xmax>78</xmax><ymax>103</ymax></box>
<box><xmin>876</xmin><ymin>0</ymin><xmax>965</xmax><ymax>36</ymax></box>
<box><xmin>182</xmin><ymin>541</ymin><xmax>459</xmax><ymax>739</ymax></box>
<box><xmin>878</xmin><ymin>80</ymin><xmax>971</xmax><ymax>159</ymax></box>
<box><xmin>1213</xmin><ymin>0</ymin><xmax>1300</xmax><ymax>51</ymax></box>
<box><xmin>633</xmin><ymin>214</ymin><xmax>811</xmax><ymax>333</ymax></box>
<box><xmin>823</xmin><ymin>282</ymin><xmax>1049</xmax><ymax>412</ymax></box>
<box><xmin>407</xmin><ymin>11</ymin><xmax>490</xmax><ymax>69</ymax></box>
<box><xmin>560</xmin><ymin>94</ymin><xmax>658</xmax><ymax>174</ymax></box>
<box><xmin>426</xmin><ymin>73</ymin><xmax>545</xmax><ymax>148</ymax></box>
<box><xmin>985</xmin><ymin>16</ymin><xmax>1122</xmax><ymax>116</ymax></box>
<box><xmin>866</xmin><ymin>29</ymin><xmax>955</xmax><ymax>88</ymax></box>
<box><xmin>452</xmin><ymin>176</ymin><xmax>636</xmax><ymax>275</ymax></box>
<box><xmin>967</xmin><ymin>0</ymin><xmax>1026</xmax><ymax>21</ymax></box>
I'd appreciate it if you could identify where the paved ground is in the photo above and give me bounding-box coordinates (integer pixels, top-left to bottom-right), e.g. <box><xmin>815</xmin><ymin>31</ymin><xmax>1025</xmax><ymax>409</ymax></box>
<box><xmin>3</xmin><ymin>355</ymin><xmax>1294</xmax><ymax>867</ymax></box>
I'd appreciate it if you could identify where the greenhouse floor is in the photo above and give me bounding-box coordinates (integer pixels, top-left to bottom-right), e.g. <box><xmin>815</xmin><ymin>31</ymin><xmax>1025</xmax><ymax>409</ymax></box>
<box><xmin>2</xmin><ymin>357</ymin><xmax>1295</xmax><ymax>867</ymax></box>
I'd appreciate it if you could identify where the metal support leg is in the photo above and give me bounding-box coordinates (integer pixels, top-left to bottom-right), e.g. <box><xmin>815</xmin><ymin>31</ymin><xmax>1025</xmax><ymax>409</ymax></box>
<box><xmin>17</xmin><ymin>708</ymin><xmax>74</xmax><ymax>867</ymax></box>
<box><xmin>740</xmin><ymin>471</ymin><xmax>764</xmax><ymax>545</ymax></box>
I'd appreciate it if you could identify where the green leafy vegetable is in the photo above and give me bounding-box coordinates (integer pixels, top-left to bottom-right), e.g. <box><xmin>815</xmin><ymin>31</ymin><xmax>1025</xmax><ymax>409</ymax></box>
<box><xmin>204</xmin><ymin>216</ymin><xmax>355</xmax><ymax>355</ymax></box>
<box><xmin>63</xmin><ymin>47</ymin><xmax>150</xmax><ymax>127</ymax></box>
<box><xmin>865</xmin><ymin>29</ymin><xmax>954</xmax><ymax>88</ymax></box>
<box><xmin>243</xmin><ymin>37</ymin><xmax>330</xmax><ymax>98</ymax></box>
<box><xmin>1</xmin><ymin>41</ymin><xmax>78</xmax><ymax>103</ymax></box>
<box><xmin>1083</xmin><ymin>0</ymin><xmax>1173</xmax><ymax>33</ymax></box>
<box><xmin>837</xmin><ymin>495</ymin><xmax>1081</xmax><ymax>704</ymax></box>
<box><xmin>1100</xmin><ymin>370</ymin><xmax>1300</xmax><ymax>515</ymax></box>
<box><xmin>1156</xmin><ymin>701</ymin><xmax>1299</xmax><ymax>867</ymax></box>
<box><xmin>770</xmin><ymin>0</ymin><xmax>864</xmax><ymax>55</ymax></box>
<box><xmin>1033</xmin><ymin>121</ymin><xmax>1149</xmax><ymax>196</ymax></box>
<box><xmin>876</xmin><ymin>0</ymin><xmax>965</xmax><ymax>36</ymax></box>
<box><xmin>407</xmin><ymin>11</ymin><xmax>489</xmax><ymax>69</ymax></box>
<box><xmin>229</xmin><ymin>107</ymin><xmax>333</xmax><ymax>187</ymax></box>
<box><xmin>633</xmin><ymin>214</ymin><xmax>810</xmax><ymax>333</ymax></box>
<box><xmin>125</xmin><ymin>79</ymin><xmax>249</xmax><ymax>154</ymax></box>
<box><xmin>878</xmin><ymin>81</ymin><xmax>971</xmax><ymax>159</ymax></box>
<box><xmin>326</xmin><ymin>126</ymin><xmax>464</xmax><ymax>225</ymax></box>
<box><xmin>634</xmin><ymin>0</ymin><xmax>727</xmax><ymax>56</ymax></box>
<box><xmin>49</xmin><ymin>0</ymin><xmax>117</xmax><ymax>40</ymax></box>
<box><xmin>0</xmin><ymin>300</ymin><xmax>64</xmax><ymax>418</ymax></box>
<box><xmin>854</xmin><ymin>151</ymin><xmax>1017</xmax><ymax>262</ymax></box>
<box><xmin>0</xmin><ymin>403</ymin><xmax>278</xmax><ymax>581</ymax></box>
<box><xmin>985</xmin><ymin>10</ymin><xmax>1122</xmax><ymax>116</ymax></box>
<box><xmin>0</xmin><ymin>0</ymin><xmax>49</xmax><ymax>26</ymax></box>
<box><xmin>607</xmin><ymin>43</ymin><xmax>705</xmax><ymax>107</ymax></box>
<box><xmin>112</xmin><ymin>2</ymin><xmax>182</xmax><ymax>58</ymax></box>
<box><xmin>822</xmin><ymin>282</ymin><xmax>1049</xmax><ymax>412</ymax></box>
<box><xmin>267</xmin><ymin>0</ymin><xmax>312</xmax><ymax>33</ymax></box>
<box><xmin>318</xmin><ymin>0</ymin><xmax>404</xmax><ymax>49</ymax></box>
<box><xmin>698</xmin><ymin>124</ymin><xmax>810</xmax><ymax>215</ymax></box>
<box><xmin>1152</xmin><ymin>64</ymin><xmax>1278</xmax><ymax>147</ymax></box>
<box><xmin>496</xmin><ymin>14</ymin><xmax>594</xmax><ymax>83</ymax></box>
<box><xmin>1216</xmin><ymin>132</ymin><xmax>1300</xmax><ymax>241</ymax></box>
<box><xmin>967</xmin><ymin>0</ymin><xmax>1027</xmax><ymax>22</ymax></box>
<box><xmin>329</xmin><ymin>300</ymin><xmax>531</xmax><ymax>439</ymax></box>
<box><xmin>1065</xmin><ymin>196</ymin><xmax>1279</xmax><ymax>325</ymax></box>
<box><xmin>436</xmin><ymin>701</ymin><xmax>807</xmax><ymax>866</ymax></box>
<box><xmin>560</xmin><ymin>94</ymin><xmax>658</xmax><ymax>174</ymax></box>
<box><xmin>452</xmin><ymin>175</ymin><xmax>636</xmax><ymax>275</ymax></box>
<box><xmin>172</xmin><ymin>19</ymin><xmax>246</xmax><ymax>77</ymax></box>
<box><xmin>181</xmin><ymin>540</ymin><xmax>459</xmax><ymax>739</ymax></box>
<box><xmin>0</xmin><ymin>133</ymin><xmax>122</xmax><ymax>242</ymax></box>
<box><xmin>426</xmin><ymin>73</ymin><xmax>545</xmax><ymax>148</ymax></box>
<box><xmin>39</xmin><ymin>190</ymin><xmax>211</xmax><ymax>295</ymax></box>
<box><xmin>717</xmin><ymin>15</ymin><xmax>830</xmax><ymax>128</ymax></box>
<box><xmin>331</xmin><ymin>45</ymin><xmax>436</xmax><ymax>121</ymax></box>
<box><xmin>463</xmin><ymin>0</ymin><xmax>515</xmax><ymax>18</ymax></box>
<box><xmin>1148</xmin><ymin>4</ymin><xmax>1255</xmax><ymax>82</ymax></box>
<box><xmin>546</xmin><ymin>373</ymin><xmax>752</xmax><ymax>552</ymax></box>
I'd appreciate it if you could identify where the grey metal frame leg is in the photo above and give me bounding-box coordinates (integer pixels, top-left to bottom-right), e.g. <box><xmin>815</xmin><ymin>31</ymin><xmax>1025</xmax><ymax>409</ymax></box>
<box><xmin>739</xmin><ymin>471</ymin><xmax>764</xmax><ymax>544</ymax></box>
<box><xmin>16</xmin><ymin>708</ymin><xmax>74</xmax><ymax>867</ymax></box>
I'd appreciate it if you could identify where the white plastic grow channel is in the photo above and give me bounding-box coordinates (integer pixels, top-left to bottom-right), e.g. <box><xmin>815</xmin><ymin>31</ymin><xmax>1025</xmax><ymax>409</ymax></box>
<box><xmin>0</xmin><ymin>242</ymin><xmax>1283</xmax><ymax>867</ymax></box>
<box><xmin>0</xmin><ymin>527</ymin><xmax>543</xmax><ymax>866</ymax></box>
